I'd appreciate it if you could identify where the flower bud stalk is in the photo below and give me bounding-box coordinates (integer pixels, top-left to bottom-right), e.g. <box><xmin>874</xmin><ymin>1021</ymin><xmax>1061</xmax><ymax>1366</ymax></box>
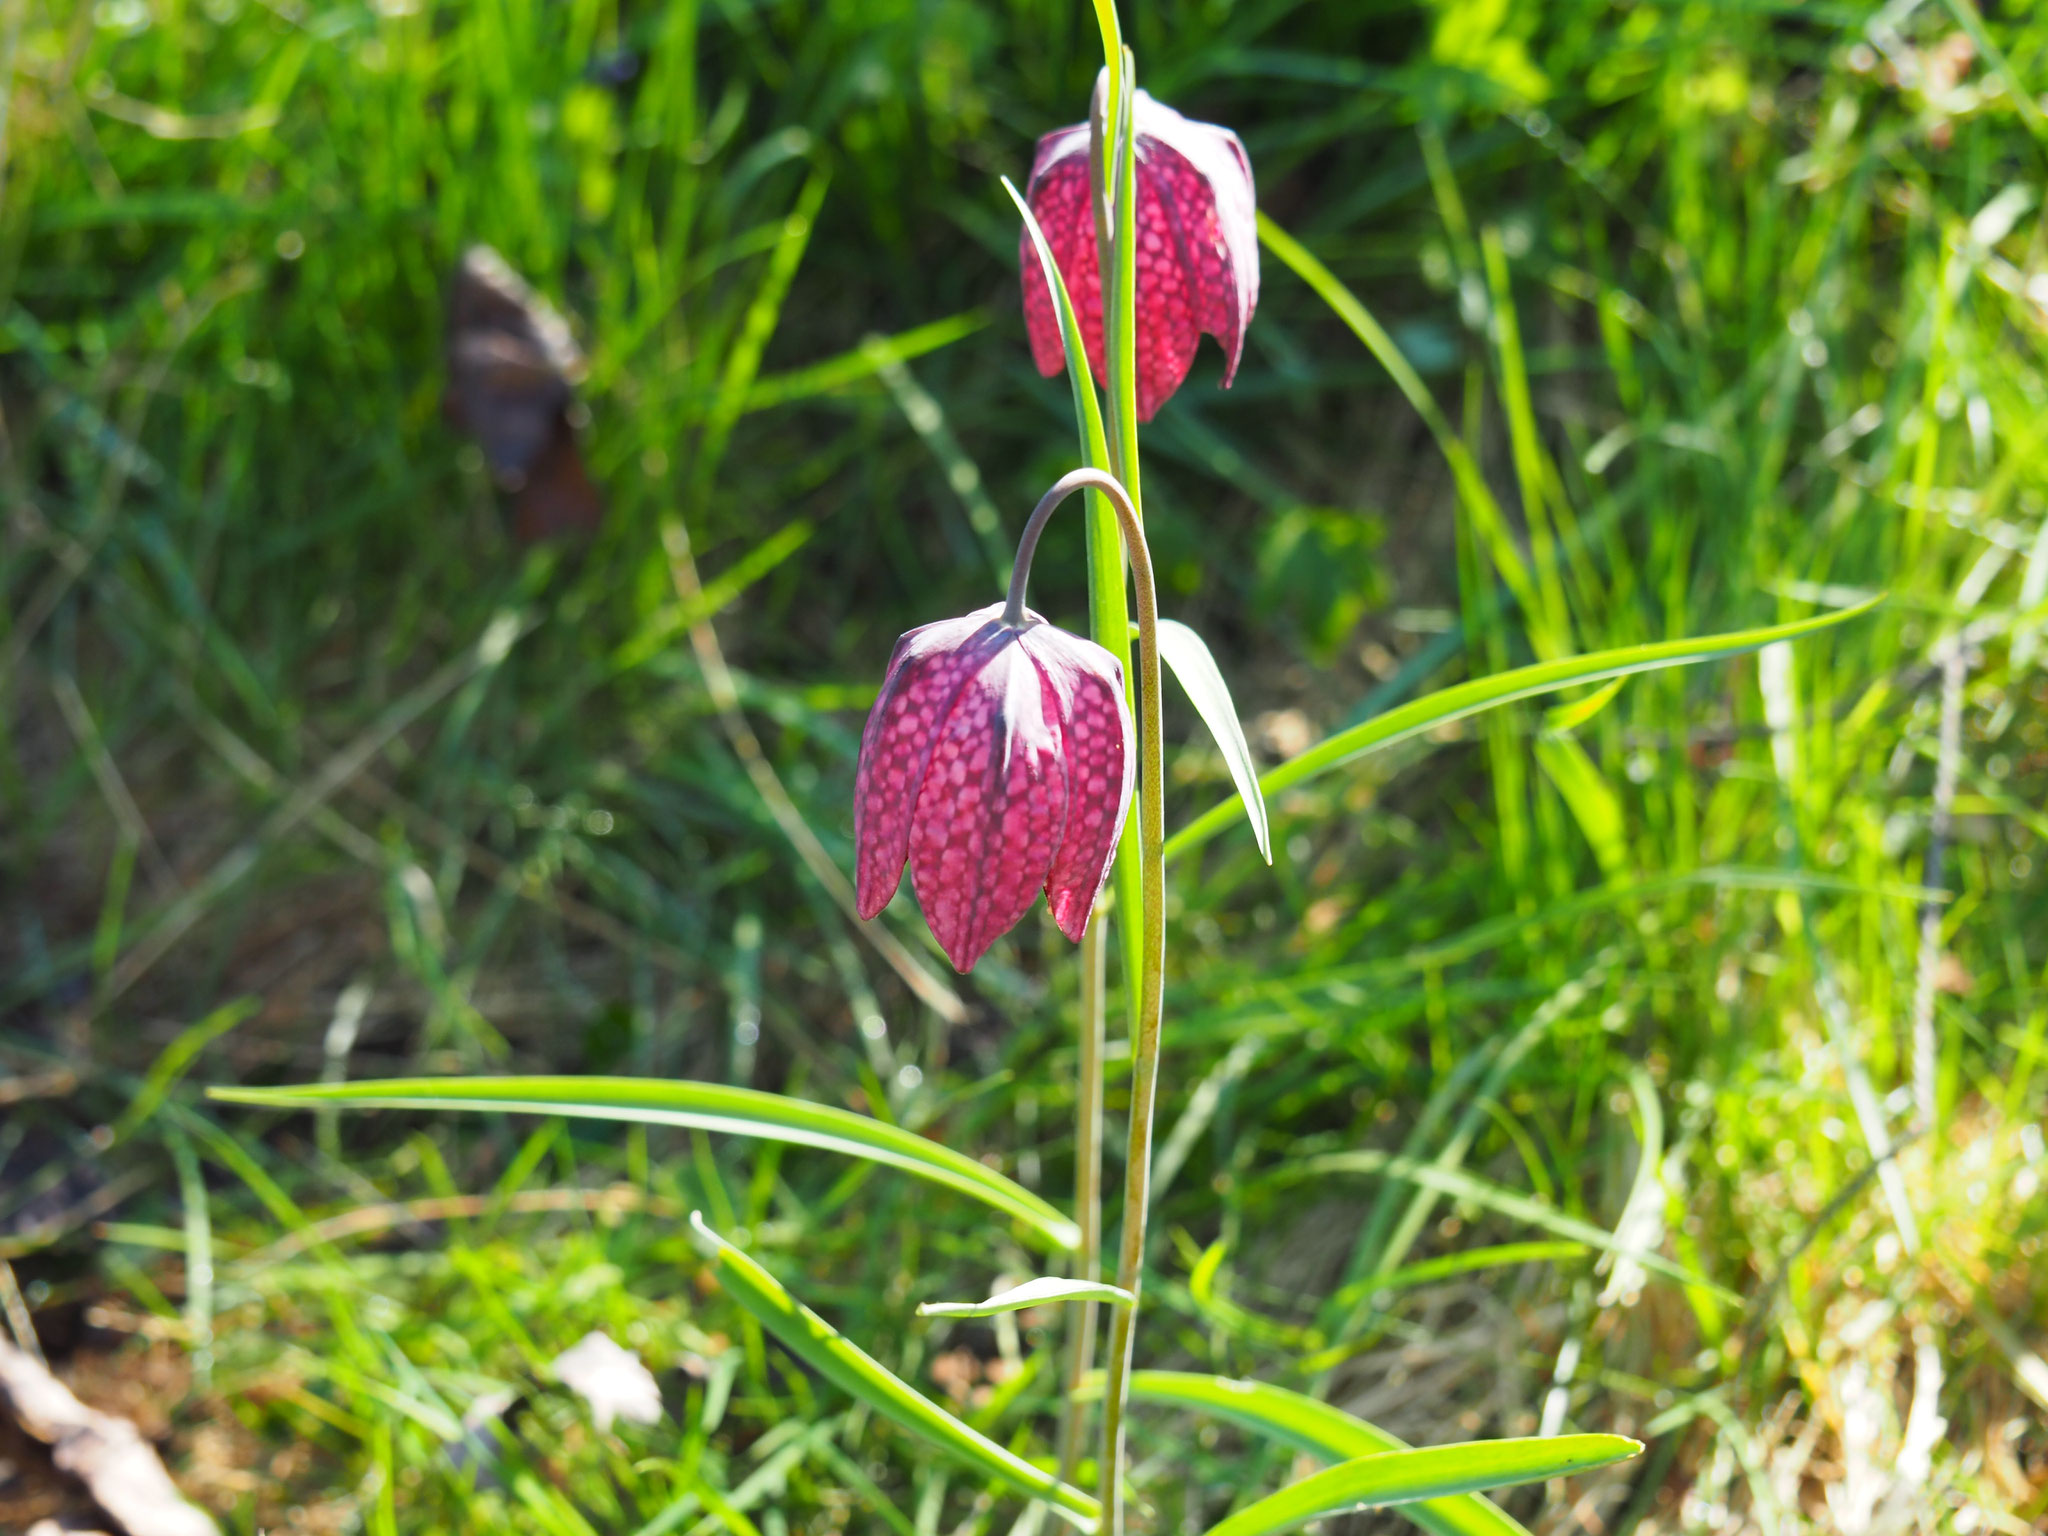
<box><xmin>1003</xmin><ymin>467</ymin><xmax>1162</xmax><ymax>1536</ymax></box>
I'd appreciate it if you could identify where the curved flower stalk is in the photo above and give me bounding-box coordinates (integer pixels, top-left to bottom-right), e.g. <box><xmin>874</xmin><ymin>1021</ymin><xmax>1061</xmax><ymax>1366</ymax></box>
<box><xmin>853</xmin><ymin>587</ymin><xmax>1137</xmax><ymax>974</ymax></box>
<box><xmin>855</xmin><ymin>467</ymin><xmax>1169</xmax><ymax>1533</ymax></box>
<box><xmin>1020</xmin><ymin>69</ymin><xmax>1259</xmax><ymax>422</ymax></box>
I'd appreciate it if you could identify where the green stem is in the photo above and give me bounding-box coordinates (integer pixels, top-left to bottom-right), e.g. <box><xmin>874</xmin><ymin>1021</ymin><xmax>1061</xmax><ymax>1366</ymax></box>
<box><xmin>1094</xmin><ymin>46</ymin><xmax>1145</xmax><ymax>1536</ymax></box>
<box><xmin>1086</xmin><ymin>54</ymin><xmax>1145</xmax><ymax>1021</ymax></box>
<box><xmin>1056</xmin><ymin>913</ymin><xmax>1107</xmax><ymax>1479</ymax></box>
<box><xmin>1003</xmin><ymin>468</ymin><xmax>1161</xmax><ymax>1536</ymax></box>
<box><xmin>1101</xmin><ymin>516</ymin><xmax>1161</xmax><ymax>1536</ymax></box>
<box><xmin>1102</xmin><ymin>49</ymin><xmax>1142</xmax><ymax>508</ymax></box>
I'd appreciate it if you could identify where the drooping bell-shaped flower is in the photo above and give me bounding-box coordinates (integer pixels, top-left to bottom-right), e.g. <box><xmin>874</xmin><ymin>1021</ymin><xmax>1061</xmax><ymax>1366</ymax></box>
<box><xmin>1020</xmin><ymin>71</ymin><xmax>1258</xmax><ymax>423</ymax></box>
<box><xmin>855</xmin><ymin>601</ymin><xmax>1135</xmax><ymax>974</ymax></box>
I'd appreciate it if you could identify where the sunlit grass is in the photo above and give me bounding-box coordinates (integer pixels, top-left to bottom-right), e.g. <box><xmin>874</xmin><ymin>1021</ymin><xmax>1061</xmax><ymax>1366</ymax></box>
<box><xmin>2</xmin><ymin>1</ymin><xmax>2045</xmax><ymax>1532</ymax></box>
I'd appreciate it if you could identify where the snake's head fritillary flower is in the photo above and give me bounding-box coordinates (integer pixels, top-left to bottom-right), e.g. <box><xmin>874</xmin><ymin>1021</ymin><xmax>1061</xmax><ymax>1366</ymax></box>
<box><xmin>1019</xmin><ymin>70</ymin><xmax>1258</xmax><ymax>422</ymax></box>
<box><xmin>854</xmin><ymin>602</ymin><xmax>1136</xmax><ymax>974</ymax></box>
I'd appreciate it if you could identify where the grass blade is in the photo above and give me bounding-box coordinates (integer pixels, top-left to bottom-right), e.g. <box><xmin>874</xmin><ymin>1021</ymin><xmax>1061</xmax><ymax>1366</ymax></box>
<box><xmin>918</xmin><ymin>1277</ymin><xmax>1133</xmax><ymax>1319</ymax></box>
<box><xmin>1340</xmin><ymin>1241</ymin><xmax>1588</xmax><ymax>1304</ymax></box>
<box><xmin>739</xmin><ymin>311</ymin><xmax>988</xmax><ymax>413</ymax></box>
<box><xmin>210</xmin><ymin>1077</ymin><xmax>1077</xmax><ymax>1252</ymax></box>
<box><xmin>690</xmin><ymin>1214</ymin><xmax>1100</xmax><ymax>1530</ymax></box>
<box><xmin>611</xmin><ymin>517</ymin><xmax>816</xmax><ymax>674</ymax></box>
<box><xmin>112</xmin><ymin>996</ymin><xmax>260</xmax><ymax>1142</ymax></box>
<box><xmin>1158</xmin><ymin>619</ymin><xmax>1271</xmax><ymax>864</ymax></box>
<box><xmin>89</xmin><ymin>608</ymin><xmax>533</xmax><ymax>1016</ymax></box>
<box><xmin>1200</xmin><ymin>1435</ymin><xmax>1640</xmax><ymax>1536</ymax></box>
<box><xmin>690</xmin><ymin>166</ymin><xmax>831</xmax><ymax>498</ymax></box>
<box><xmin>1167</xmin><ymin>598</ymin><xmax>1883</xmax><ymax>861</ymax></box>
<box><xmin>1087</xmin><ymin>1371</ymin><xmax>1532</xmax><ymax>1536</ymax></box>
<box><xmin>1285</xmin><ymin>1150</ymin><xmax>1738</xmax><ymax>1303</ymax></box>
<box><xmin>1002</xmin><ymin>173</ymin><xmax>1119</xmax><ymax>650</ymax></box>
<box><xmin>1257</xmin><ymin>212</ymin><xmax>1546</xmax><ymax>653</ymax></box>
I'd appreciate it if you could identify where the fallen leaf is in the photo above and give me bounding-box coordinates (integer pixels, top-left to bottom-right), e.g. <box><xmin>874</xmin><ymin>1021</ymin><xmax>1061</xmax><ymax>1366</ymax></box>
<box><xmin>551</xmin><ymin>1333</ymin><xmax>662</xmax><ymax>1432</ymax></box>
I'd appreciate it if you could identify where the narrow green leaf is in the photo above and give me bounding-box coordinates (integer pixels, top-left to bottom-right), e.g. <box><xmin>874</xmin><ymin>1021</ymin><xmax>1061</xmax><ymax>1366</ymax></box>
<box><xmin>1107</xmin><ymin>53</ymin><xmax>1139</xmax><ymax>489</ymax></box>
<box><xmin>690</xmin><ymin>1215</ymin><xmax>1099</xmax><ymax>1530</ymax></box>
<box><xmin>739</xmin><ymin>310</ymin><xmax>988</xmax><ymax>413</ymax></box>
<box><xmin>692</xmin><ymin>167</ymin><xmax>831</xmax><ymax>499</ymax></box>
<box><xmin>1533</xmin><ymin>734</ymin><xmax>1628</xmax><ymax>879</ymax></box>
<box><xmin>1542</xmin><ymin>676</ymin><xmax>1627</xmax><ymax>735</ymax></box>
<box><xmin>1003</xmin><ymin>177</ymin><xmax>1111</xmax><ymax>484</ymax></box>
<box><xmin>1158</xmin><ymin>619</ymin><xmax>1271</xmax><ymax>864</ymax></box>
<box><xmin>1081</xmin><ymin>1371</ymin><xmax>1532</xmax><ymax>1536</ymax></box>
<box><xmin>1003</xmin><ymin>168</ymin><xmax>1127</xmax><ymax>667</ymax></box>
<box><xmin>1167</xmin><ymin>598</ymin><xmax>1884</xmax><ymax>861</ymax></box>
<box><xmin>113</xmin><ymin>995</ymin><xmax>260</xmax><ymax>1141</ymax></box>
<box><xmin>1201</xmin><ymin>1435</ymin><xmax>1641</xmax><ymax>1536</ymax></box>
<box><xmin>209</xmin><ymin>1077</ymin><xmax>1077</xmax><ymax>1252</ymax></box>
<box><xmin>1101</xmin><ymin>55</ymin><xmax>1149</xmax><ymax>1014</ymax></box>
<box><xmin>1004</xmin><ymin>169</ymin><xmax>1141</xmax><ymax>1006</ymax></box>
<box><xmin>1258</xmin><ymin>213</ymin><xmax>1544</xmax><ymax>652</ymax></box>
<box><xmin>610</xmin><ymin>518</ymin><xmax>816</xmax><ymax>675</ymax></box>
<box><xmin>1284</xmin><ymin>1150</ymin><xmax>1739</xmax><ymax>1303</ymax></box>
<box><xmin>1090</xmin><ymin>0</ymin><xmax>1122</xmax><ymax>134</ymax></box>
<box><xmin>1002</xmin><ymin>176</ymin><xmax>1122</xmax><ymax>654</ymax></box>
<box><xmin>918</xmin><ymin>1277</ymin><xmax>1134</xmax><ymax>1319</ymax></box>
<box><xmin>1350</xmin><ymin>1241</ymin><xmax>1590</xmax><ymax>1300</ymax></box>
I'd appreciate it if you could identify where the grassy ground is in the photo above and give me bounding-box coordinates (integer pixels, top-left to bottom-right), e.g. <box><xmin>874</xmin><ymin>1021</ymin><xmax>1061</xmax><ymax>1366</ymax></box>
<box><xmin>3</xmin><ymin>0</ymin><xmax>2047</xmax><ymax>1532</ymax></box>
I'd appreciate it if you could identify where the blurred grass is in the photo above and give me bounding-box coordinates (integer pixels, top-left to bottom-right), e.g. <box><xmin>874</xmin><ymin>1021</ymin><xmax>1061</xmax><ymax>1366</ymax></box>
<box><xmin>2</xmin><ymin>0</ymin><xmax>2047</xmax><ymax>1533</ymax></box>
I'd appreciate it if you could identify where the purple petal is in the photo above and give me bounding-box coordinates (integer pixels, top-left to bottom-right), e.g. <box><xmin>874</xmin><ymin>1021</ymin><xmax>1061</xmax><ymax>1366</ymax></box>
<box><xmin>1137</xmin><ymin>93</ymin><xmax>1259</xmax><ymax>389</ymax></box>
<box><xmin>853</xmin><ymin>604</ymin><xmax>1014</xmax><ymax>920</ymax></box>
<box><xmin>1021</xmin><ymin>625</ymin><xmax>1136</xmax><ymax>943</ymax></box>
<box><xmin>1017</xmin><ymin>84</ymin><xmax>1260</xmax><ymax>421</ymax></box>
<box><xmin>1128</xmin><ymin>134</ymin><xmax>1207</xmax><ymax>422</ymax></box>
<box><xmin>908</xmin><ymin>639</ymin><xmax>1069</xmax><ymax>972</ymax></box>
<box><xmin>1021</xmin><ymin>125</ymin><xmax>1103</xmax><ymax>384</ymax></box>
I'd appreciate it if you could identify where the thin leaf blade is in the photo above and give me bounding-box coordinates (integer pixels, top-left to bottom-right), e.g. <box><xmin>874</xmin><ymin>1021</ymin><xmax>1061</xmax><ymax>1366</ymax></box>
<box><xmin>1285</xmin><ymin>1150</ymin><xmax>1739</xmax><ymax>1302</ymax></box>
<box><xmin>1167</xmin><ymin>598</ymin><xmax>1883</xmax><ymax>861</ymax></box>
<box><xmin>1202</xmin><ymin>1435</ymin><xmax>1641</xmax><ymax>1536</ymax></box>
<box><xmin>1003</xmin><ymin>171</ymin><xmax>1140</xmax><ymax>997</ymax></box>
<box><xmin>1542</xmin><ymin>675</ymin><xmax>1628</xmax><ymax>734</ymax></box>
<box><xmin>740</xmin><ymin>310</ymin><xmax>988</xmax><ymax>413</ymax></box>
<box><xmin>113</xmin><ymin>995</ymin><xmax>260</xmax><ymax>1142</ymax></box>
<box><xmin>690</xmin><ymin>1215</ymin><xmax>1099</xmax><ymax>1530</ymax></box>
<box><xmin>1088</xmin><ymin>1372</ymin><xmax>1532</xmax><ymax>1536</ymax></box>
<box><xmin>1345</xmin><ymin>1241</ymin><xmax>1590</xmax><ymax>1303</ymax></box>
<box><xmin>1158</xmin><ymin>618</ymin><xmax>1271</xmax><ymax>864</ymax></box>
<box><xmin>918</xmin><ymin>1277</ymin><xmax>1134</xmax><ymax>1319</ymax></box>
<box><xmin>1257</xmin><ymin>212</ymin><xmax>1544</xmax><ymax>650</ymax></box>
<box><xmin>210</xmin><ymin>1077</ymin><xmax>1078</xmax><ymax>1252</ymax></box>
<box><xmin>1002</xmin><ymin>175</ymin><xmax>1111</xmax><ymax>482</ymax></box>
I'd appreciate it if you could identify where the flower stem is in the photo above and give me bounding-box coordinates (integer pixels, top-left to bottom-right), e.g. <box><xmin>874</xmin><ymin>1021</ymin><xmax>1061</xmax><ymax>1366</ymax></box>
<box><xmin>1088</xmin><ymin>53</ymin><xmax>1142</xmax><ymax>492</ymax></box>
<box><xmin>1000</xmin><ymin>467</ymin><xmax>1161</xmax><ymax>1536</ymax></box>
<box><xmin>1056</xmin><ymin>911</ymin><xmax>1106</xmax><ymax>1479</ymax></box>
<box><xmin>1085</xmin><ymin>64</ymin><xmax>1148</xmax><ymax>1414</ymax></box>
<box><xmin>1090</xmin><ymin>45</ymin><xmax>1145</xmax><ymax>1536</ymax></box>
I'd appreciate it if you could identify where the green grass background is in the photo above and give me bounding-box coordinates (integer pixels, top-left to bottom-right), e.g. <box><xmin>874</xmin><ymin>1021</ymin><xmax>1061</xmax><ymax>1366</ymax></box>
<box><xmin>3</xmin><ymin>0</ymin><xmax>2046</xmax><ymax>1531</ymax></box>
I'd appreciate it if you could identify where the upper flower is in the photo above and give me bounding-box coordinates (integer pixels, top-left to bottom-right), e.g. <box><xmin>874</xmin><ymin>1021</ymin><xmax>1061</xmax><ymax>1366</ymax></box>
<box><xmin>1019</xmin><ymin>71</ymin><xmax>1259</xmax><ymax>422</ymax></box>
<box><xmin>855</xmin><ymin>602</ymin><xmax>1136</xmax><ymax>973</ymax></box>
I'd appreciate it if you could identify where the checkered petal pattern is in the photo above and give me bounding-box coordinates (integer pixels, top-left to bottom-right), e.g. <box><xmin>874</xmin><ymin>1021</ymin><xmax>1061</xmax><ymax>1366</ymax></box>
<box><xmin>1023</xmin><ymin>624</ymin><xmax>1136</xmax><ymax>941</ymax></box>
<box><xmin>1019</xmin><ymin>76</ymin><xmax>1258</xmax><ymax>422</ymax></box>
<box><xmin>854</xmin><ymin>603</ymin><xmax>1135</xmax><ymax>973</ymax></box>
